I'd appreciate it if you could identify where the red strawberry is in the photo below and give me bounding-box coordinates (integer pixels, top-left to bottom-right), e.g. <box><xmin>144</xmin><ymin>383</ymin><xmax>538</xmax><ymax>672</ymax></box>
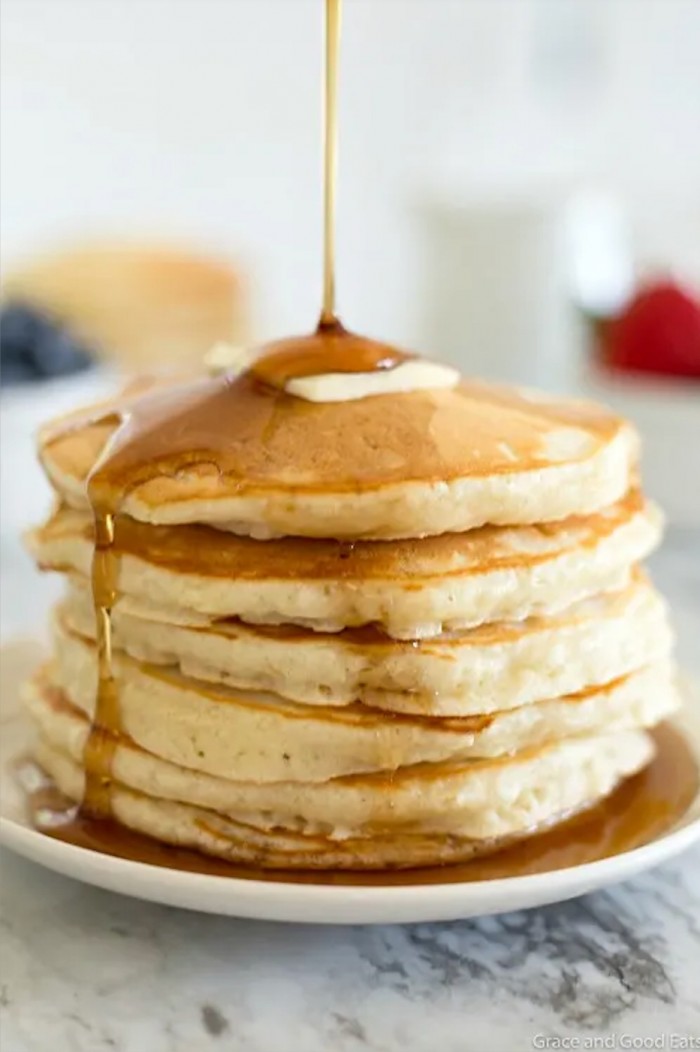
<box><xmin>606</xmin><ymin>281</ymin><xmax>700</xmax><ymax>379</ymax></box>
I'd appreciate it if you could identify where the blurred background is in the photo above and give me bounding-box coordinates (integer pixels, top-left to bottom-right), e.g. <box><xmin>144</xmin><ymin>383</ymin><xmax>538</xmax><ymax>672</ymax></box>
<box><xmin>1</xmin><ymin>0</ymin><xmax>699</xmax><ymax>640</ymax></box>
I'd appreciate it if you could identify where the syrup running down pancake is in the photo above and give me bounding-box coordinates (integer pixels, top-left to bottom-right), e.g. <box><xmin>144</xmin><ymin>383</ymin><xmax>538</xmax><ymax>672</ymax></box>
<box><xmin>57</xmin><ymin>571</ymin><xmax>671</xmax><ymax>715</ymax></box>
<box><xmin>37</xmin><ymin>329</ymin><xmax>638</xmax><ymax>540</ymax></box>
<box><xmin>27</xmin><ymin>488</ymin><xmax>660</xmax><ymax>638</ymax></box>
<box><xmin>25</xmin><ymin>672</ymin><xmax>658</xmax><ymax>870</ymax></box>
<box><xmin>17</xmin><ymin>0</ymin><xmax>690</xmax><ymax>875</ymax></box>
<box><xmin>21</xmin><ymin>329</ymin><xmax>684</xmax><ymax>869</ymax></box>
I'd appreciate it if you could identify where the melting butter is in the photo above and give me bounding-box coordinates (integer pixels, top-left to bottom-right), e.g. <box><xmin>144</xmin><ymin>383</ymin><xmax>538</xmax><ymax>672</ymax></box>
<box><xmin>286</xmin><ymin>360</ymin><xmax>459</xmax><ymax>402</ymax></box>
<box><xmin>205</xmin><ymin>341</ymin><xmax>459</xmax><ymax>402</ymax></box>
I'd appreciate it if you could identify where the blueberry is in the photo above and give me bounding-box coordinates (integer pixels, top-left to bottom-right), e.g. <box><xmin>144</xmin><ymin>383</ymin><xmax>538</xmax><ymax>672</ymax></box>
<box><xmin>1</xmin><ymin>354</ymin><xmax>39</xmax><ymax>384</ymax></box>
<box><xmin>1</xmin><ymin>302</ymin><xmax>94</xmax><ymax>384</ymax></box>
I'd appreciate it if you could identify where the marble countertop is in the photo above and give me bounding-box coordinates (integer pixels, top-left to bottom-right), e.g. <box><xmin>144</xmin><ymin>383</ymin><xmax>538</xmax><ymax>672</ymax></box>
<box><xmin>1</xmin><ymin>378</ymin><xmax>699</xmax><ymax>1051</ymax></box>
<box><xmin>1</xmin><ymin>841</ymin><xmax>699</xmax><ymax>1052</ymax></box>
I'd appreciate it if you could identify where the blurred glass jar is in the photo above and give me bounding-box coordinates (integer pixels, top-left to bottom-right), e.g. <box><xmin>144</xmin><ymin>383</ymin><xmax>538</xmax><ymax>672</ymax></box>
<box><xmin>412</xmin><ymin>183</ymin><xmax>583</xmax><ymax>391</ymax></box>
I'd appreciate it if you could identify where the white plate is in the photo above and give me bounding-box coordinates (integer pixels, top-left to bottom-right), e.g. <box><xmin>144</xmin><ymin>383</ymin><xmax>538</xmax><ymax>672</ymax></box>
<box><xmin>2</xmin><ymin>641</ymin><xmax>700</xmax><ymax>925</ymax></box>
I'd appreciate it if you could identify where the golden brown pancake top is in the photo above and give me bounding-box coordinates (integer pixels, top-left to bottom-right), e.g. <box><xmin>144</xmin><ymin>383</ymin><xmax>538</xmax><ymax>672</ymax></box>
<box><xmin>38</xmin><ymin>330</ymin><xmax>626</xmax><ymax>512</ymax></box>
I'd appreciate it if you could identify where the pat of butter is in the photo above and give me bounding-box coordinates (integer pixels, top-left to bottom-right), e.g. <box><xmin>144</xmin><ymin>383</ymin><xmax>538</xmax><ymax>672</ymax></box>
<box><xmin>286</xmin><ymin>360</ymin><xmax>460</xmax><ymax>403</ymax></box>
<box><xmin>204</xmin><ymin>342</ymin><xmax>256</xmax><ymax>375</ymax></box>
<box><xmin>205</xmin><ymin>342</ymin><xmax>460</xmax><ymax>402</ymax></box>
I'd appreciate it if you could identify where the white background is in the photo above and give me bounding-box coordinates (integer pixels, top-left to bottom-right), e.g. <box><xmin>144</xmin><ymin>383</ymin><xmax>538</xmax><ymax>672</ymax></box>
<box><xmin>3</xmin><ymin>0</ymin><xmax>700</xmax><ymax>343</ymax></box>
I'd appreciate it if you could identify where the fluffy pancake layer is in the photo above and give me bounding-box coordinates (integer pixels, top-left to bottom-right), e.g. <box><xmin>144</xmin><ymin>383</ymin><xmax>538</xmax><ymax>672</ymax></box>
<box><xmin>26</xmin><ymin>674</ymin><xmax>655</xmax><ymax>868</ymax></box>
<box><xmin>46</xmin><ymin>613</ymin><xmax>678</xmax><ymax>783</ymax></box>
<box><xmin>60</xmin><ymin>574</ymin><xmax>672</xmax><ymax>715</ymax></box>
<box><xmin>27</xmin><ymin>491</ymin><xmax>660</xmax><ymax>638</ymax></box>
<box><xmin>38</xmin><ymin>373</ymin><xmax>637</xmax><ymax>539</ymax></box>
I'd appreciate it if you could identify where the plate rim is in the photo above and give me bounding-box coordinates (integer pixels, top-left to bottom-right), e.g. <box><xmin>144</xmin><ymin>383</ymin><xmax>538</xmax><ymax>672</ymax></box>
<box><xmin>2</xmin><ymin>810</ymin><xmax>699</xmax><ymax>923</ymax></box>
<box><xmin>2</xmin><ymin>640</ymin><xmax>699</xmax><ymax>923</ymax></box>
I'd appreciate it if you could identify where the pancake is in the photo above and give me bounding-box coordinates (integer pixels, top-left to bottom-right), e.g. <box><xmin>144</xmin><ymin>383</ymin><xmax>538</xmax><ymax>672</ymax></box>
<box><xmin>1</xmin><ymin>242</ymin><xmax>249</xmax><ymax>370</ymax></box>
<box><xmin>26</xmin><ymin>676</ymin><xmax>655</xmax><ymax>868</ymax></box>
<box><xmin>46</xmin><ymin>615</ymin><xmax>678</xmax><ymax>783</ymax></box>
<box><xmin>37</xmin><ymin>360</ymin><xmax>637</xmax><ymax>539</ymax></box>
<box><xmin>61</xmin><ymin>574</ymin><xmax>673</xmax><ymax>715</ymax></box>
<box><xmin>27</xmin><ymin>492</ymin><xmax>660</xmax><ymax>637</ymax></box>
<box><xmin>22</xmin><ymin>337</ymin><xmax>678</xmax><ymax>870</ymax></box>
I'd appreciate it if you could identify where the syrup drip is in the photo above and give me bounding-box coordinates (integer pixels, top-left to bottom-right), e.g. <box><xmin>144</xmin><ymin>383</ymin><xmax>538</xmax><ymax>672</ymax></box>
<box><xmin>320</xmin><ymin>0</ymin><xmax>341</xmax><ymax>325</ymax></box>
<box><xmin>74</xmin><ymin>0</ymin><xmax>411</xmax><ymax>823</ymax></box>
<box><xmin>82</xmin><ymin>505</ymin><xmax>120</xmax><ymax>816</ymax></box>
<box><xmin>251</xmin><ymin>323</ymin><xmax>410</xmax><ymax>386</ymax></box>
<box><xmin>20</xmin><ymin>723</ymin><xmax>699</xmax><ymax>884</ymax></box>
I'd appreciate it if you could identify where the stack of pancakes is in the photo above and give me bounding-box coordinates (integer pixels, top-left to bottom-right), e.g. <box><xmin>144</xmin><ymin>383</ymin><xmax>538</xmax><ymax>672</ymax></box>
<box><xmin>24</xmin><ymin>369</ymin><xmax>678</xmax><ymax>868</ymax></box>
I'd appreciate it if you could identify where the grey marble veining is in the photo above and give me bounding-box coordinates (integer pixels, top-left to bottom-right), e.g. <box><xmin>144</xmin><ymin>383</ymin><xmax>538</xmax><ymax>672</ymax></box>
<box><xmin>1</xmin><ymin>844</ymin><xmax>699</xmax><ymax>1052</ymax></box>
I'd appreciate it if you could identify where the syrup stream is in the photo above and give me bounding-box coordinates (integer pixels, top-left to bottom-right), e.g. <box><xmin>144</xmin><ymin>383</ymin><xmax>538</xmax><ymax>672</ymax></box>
<box><xmin>320</xmin><ymin>0</ymin><xmax>341</xmax><ymax>327</ymax></box>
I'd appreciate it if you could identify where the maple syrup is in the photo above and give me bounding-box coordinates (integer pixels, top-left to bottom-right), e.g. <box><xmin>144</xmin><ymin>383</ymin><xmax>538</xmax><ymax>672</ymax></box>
<box><xmin>82</xmin><ymin>508</ymin><xmax>119</xmax><ymax>816</ymax></box>
<box><xmin>24</xmin><ymin>0</ymin><xmax>698</xmax><ymax>881</ymax></box>
<box><xmin>75</xmin><ymin>0</ymin><xmax>409</xmax><ymax>823</ymax></box>
<box><xmin>20</xmin><ymin>723</ymin><xmax>699</xmax><ymax>883</ymax></box>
